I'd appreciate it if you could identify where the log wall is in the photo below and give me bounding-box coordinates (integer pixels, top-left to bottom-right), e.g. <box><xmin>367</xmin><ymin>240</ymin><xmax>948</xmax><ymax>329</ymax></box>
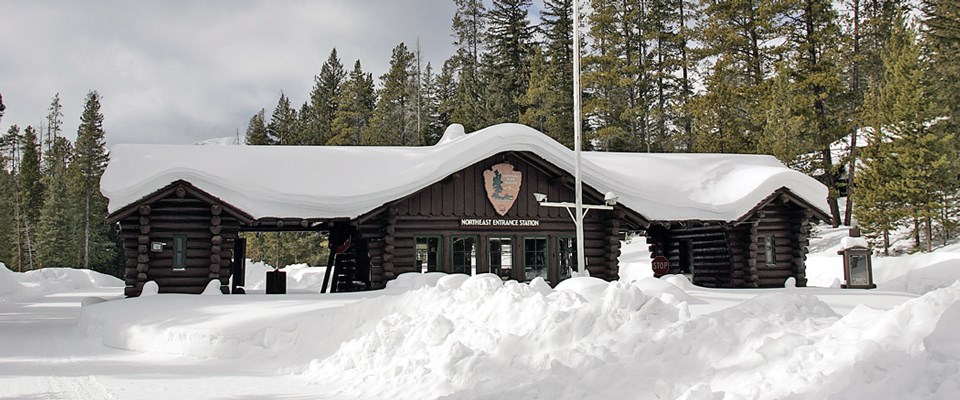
<box><xmin>646</xmin><ymin>195</ymin><xmax>818</xmax><ymax>288</ymax></box>
<box><xmin>360</xmin><ymin>151</ymin><xmax>626</xmax><ymax>288</ymax></box>
<box><xmin>121</xmin><ymin>190</ymin><xmax>240</xmax><ymax>296</ymax></box>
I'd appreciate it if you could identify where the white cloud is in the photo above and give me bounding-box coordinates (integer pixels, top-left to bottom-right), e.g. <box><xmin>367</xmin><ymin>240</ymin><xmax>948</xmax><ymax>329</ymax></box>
<box><xmin>0</xmin><ymin>0</ymin><xmax>458</xmax><ymax>145</ymax></box>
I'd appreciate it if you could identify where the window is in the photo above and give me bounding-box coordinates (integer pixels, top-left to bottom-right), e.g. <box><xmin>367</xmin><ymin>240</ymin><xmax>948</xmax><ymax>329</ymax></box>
<box><xmin>764</xmin><ymin>235</ymin><xmax>776</xmax><ymax>266</ymax></box>
<box><xmin>488</xmin><ymin>237</ymin><xmax>513</xmax><ymax>280</ymax></box>
<box><xmin>558</xmin><ymin>237</ymin><xmax>576</xmax><ymax>281</ymax></box>
<box><xmin>415</xmin><ymin>236</ymin><xmax>441</xmax><ymax>273</ymax></box>
<box><xmin>173</xmin><ymin>234</ymin><xmax>186</xmax><ymax>270</ymax></box>
<box><xmin>451</xmin><ymin>236</ymin><xmax>477</xmax><ymax>275</ymax></box>
<box><xmin>524</xmin><ymin>237</ymin><xmax>549</xmax><ymax>282</ymax></box>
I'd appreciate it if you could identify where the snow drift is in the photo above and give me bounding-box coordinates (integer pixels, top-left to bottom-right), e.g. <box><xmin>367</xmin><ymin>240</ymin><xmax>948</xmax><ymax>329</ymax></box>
<box><xmin>77</xmin><ymin>271</ymin><xmax>960</xmax><ymax>400</ymax></box>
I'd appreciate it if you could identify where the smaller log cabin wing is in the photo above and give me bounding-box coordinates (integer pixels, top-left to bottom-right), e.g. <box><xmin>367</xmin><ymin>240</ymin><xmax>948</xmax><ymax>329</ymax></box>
<box><xmin>101</xmin><ymin>123</ymin><xmax>831</xmax><ymax>296</ymax></box>
<box><xmin>105</xmin><ymin>181</ymin><xmax>254</xmax><ymax>297</ymax></box>
<box><xmin>644</xmin><ymin>188</ymin><xmax>831</xmax><ymax>288</ymax></box>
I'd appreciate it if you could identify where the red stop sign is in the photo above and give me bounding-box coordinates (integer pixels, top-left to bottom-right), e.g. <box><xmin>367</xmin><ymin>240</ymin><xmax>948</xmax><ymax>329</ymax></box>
<box><xmin>651</xmin><ymin>256</ymin><xmax>670</xmax><ymax>275</ymax></box>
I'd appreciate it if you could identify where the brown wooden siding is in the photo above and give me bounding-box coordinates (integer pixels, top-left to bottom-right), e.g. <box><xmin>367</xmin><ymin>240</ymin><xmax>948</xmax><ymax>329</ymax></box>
<box><xmin>120</xmin><ymin>193</ymin><xmax>239</xmax><ymax>296</ymax></box>
<box><xmin>363</xmin><ymin>151</ymin><xmax>625</xmax><ymax>288</ymax></box>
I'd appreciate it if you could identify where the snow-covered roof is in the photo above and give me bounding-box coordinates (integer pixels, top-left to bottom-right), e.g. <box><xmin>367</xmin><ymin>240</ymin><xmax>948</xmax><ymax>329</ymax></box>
<box><xmin>101</xmin><ymin>123</ymin><xmax>830</xmax><ymax>222</ymax></box>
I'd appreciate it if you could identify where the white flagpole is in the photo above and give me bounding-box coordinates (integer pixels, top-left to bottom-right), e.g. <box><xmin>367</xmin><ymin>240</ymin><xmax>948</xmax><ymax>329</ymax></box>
<box><xmin>573</xmin><ymin>0</ymin><xmax>586</xmax><ymax>276</ymax></box>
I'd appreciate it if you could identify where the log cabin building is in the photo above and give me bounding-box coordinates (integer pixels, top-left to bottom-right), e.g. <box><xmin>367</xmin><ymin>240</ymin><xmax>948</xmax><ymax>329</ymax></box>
<box><xmin>102</xmin><ymin>124</ymin><xmax>830</xmax><ymax>296</ymax></box>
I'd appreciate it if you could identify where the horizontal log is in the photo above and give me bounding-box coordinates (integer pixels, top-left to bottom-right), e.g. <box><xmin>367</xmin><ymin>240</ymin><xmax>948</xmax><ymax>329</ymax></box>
<box><xmin>757</xmin><ymin>278</ymin><xmax>790</xmax><ymax>288</ymax></box>
<box><xmin>157</xmin><ymin>286</ymin><xmax>204</xmax><ymax>295</ymax></box>
<box><xmin>146</xmin><ymin>268</ymin><xmax>213</xmax><ymax>278</ymax></box>
<box><xmin>758</xmin><ymin>269</ymin><xmax>796</xmax><ymax>279</ymax></box>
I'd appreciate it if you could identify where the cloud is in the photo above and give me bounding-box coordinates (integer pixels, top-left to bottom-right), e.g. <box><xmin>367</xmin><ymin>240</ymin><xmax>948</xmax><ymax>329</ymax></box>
<box><xmin>0</xmin><ymin>0</ymin><xmax>458</xmax><ymax>145</ymax></box>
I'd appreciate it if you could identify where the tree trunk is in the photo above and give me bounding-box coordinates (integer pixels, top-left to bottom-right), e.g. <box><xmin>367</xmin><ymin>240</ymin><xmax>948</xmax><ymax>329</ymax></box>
<box><xmin>821</xmin><ymin>147</ymin><xmax>841</xmax><ymax>227</ymax></box>
<box><xmin>84</xmin><ymin>181</ymin><xmax>90</xmax><ymax>269</ymax></box>
<box><xmin>883</xmin><ymin>228</ymin><xmax>889</xmax><ymax>256</ymax></box>
<box><xmin>926</xmin><ymin>216</ymin><xmax>932</xmax><ymax>252</ymax></box>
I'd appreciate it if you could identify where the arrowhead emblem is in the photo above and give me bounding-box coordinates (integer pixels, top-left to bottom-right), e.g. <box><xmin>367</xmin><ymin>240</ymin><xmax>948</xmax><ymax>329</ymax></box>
<box><xmin>483</xmin><ymin>163</ymin><xmax>522</xmax><ymax>216</ymax></box>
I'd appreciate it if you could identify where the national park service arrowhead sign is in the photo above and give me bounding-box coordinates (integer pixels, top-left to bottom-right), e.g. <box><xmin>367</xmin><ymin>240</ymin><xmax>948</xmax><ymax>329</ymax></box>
<box><xmin>483</xmin><ymin>163</ymin><xmax>522</xmax><ymax>216</ymax></box>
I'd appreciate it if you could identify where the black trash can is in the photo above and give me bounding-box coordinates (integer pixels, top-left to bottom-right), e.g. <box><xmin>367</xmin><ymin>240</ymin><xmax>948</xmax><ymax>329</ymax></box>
<box><xmin>266</xmin><ymin>270</ymin><xmax>286</xmax><ymax>294</ymax></box>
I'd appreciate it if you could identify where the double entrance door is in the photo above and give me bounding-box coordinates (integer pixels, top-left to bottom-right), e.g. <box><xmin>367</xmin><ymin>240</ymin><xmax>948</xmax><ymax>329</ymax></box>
<box><xmin>415</xmin><ymin>234</ymin><xmax>577</xmax><ymax>285</ymax></box>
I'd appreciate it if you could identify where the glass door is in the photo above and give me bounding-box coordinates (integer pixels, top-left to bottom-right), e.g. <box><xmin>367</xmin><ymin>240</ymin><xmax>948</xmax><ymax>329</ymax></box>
<box><xmin>488</xmin><ymin>237</ymin><xmax>514</xmax><ymax>280</ymax></box>
<box><xmin>524</xmin><ymin>237</ymin><xmax>549</xmax><ymax>282</ymax></box>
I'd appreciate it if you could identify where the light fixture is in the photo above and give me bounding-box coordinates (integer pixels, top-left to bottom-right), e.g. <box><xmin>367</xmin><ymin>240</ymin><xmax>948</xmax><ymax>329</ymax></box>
<box><xmin>604</xmin><ymin>191</ymin><xmax>618</xmax><ymax>206</ymax></box>
<box><xmin>534</xmin><ymin>192</ymin><xmax>548</xmax><ymax>203</ymax></box>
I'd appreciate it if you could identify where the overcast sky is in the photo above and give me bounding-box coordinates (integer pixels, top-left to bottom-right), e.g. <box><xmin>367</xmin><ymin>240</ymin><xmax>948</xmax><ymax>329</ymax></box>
<box><xmin>0</xmin><ymin>0</ymin><xmax>468</xmax><ymax>145</ymax></box>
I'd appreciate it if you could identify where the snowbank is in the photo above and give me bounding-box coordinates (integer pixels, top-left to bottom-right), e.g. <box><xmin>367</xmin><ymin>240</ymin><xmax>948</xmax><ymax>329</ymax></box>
<box><xmin>76</xmin><ymin>265</ymin><xmax>960</xmax><ymax>399</ymax></box>
<box><xmin>0</xmin><ymin>263</ymin><xmax>122</xmax><ymax>301</ymax></box>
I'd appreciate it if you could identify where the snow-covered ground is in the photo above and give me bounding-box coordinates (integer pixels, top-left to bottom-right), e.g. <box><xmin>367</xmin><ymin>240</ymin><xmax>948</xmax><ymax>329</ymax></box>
<box><xmin>2</xmin><ymin>229</ymin><xmax>960</xmax><ymax>400</ymax></box>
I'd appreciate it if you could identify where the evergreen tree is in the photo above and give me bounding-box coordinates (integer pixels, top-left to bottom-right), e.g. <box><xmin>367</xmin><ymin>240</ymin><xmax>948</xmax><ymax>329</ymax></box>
<box><xmin>484</xmin><ymin>0</ymin><xmax>535</xmax><ymax>124</ymax></box>
<box><xmin>690</xmin><ymin>0</ymin><xmax>792</xmax><ymax>154</ymax></box>
<box><xmin>45</xmin><ymin>93</ymin><xmax>63</xmax><ymax>159</ymax></box>
<box><xmin>304</xmin><ymin>49</ymin><xmax>347</xmax><ymax>145</ymax></box>
<box><xmin>330</xmin><ymin>60</ymin><xmax>377</xmax><ymax>145</ymax></box>
<box><xmin>434</xmin><ymin>58</ymin><xmax>459</xmax><ymax>138</ymax></box>
<box><xmin>785</xmin><ymin>0</ymin><xmax>849</xmax><ymax>226</ymax></box>
<box><xmin>857</xmin><ymin>16</ymin><xmax>953</xmax><ymax>252</ymax></box>
<box><xmin>36</xmin><ymin>137</ymin><xmax>78</xmax><ymax>268</ymax></box>
<box><xmin>70</xmin><ymin>91</ymin><xmax>114</xmax><ymax>273</ymax></box>
<box><xmin>267</xmin><ymin>93</ymin><xmax>298</xmax><ymax>145</ymax></box>
<box><xmin>0</xmin><ymin>125</ymin><xmax>26</xmax><ymax>270</ymax></box>
<box><xmin>370</xmin><ymin>43</ymin><xmax>417</xmax><ymax>145</ymax></box>
<box><xmin>420</xmin><ymin>62</ymin><xmax>444</xmax><ymax>145</ymax></box>
<box><xmin>923</xmin><ymin>0</ymin><xmax>960</xmax><ymax>141</ymax></box>
<box><xmin>450</xmin><ymin>0</ymin><xmax>487</xmax><ymax>131</ymax></box>
<box><xmin>522</xmin><ymin>0</ymin><xmax>575</xmax><ymax>147</ymax></box>
<box><xmin>245</xmin><ymin>109</ymin><xmax>270</xmax><ymax>145</ymax></box>
<box><xmin>0</xmin><ymin>149</ymin><xmax>15</xmax><ymax>267</ymax></box>
<box><xmin>18</xmin><ymin>126</ymin><xmax>43</xmax><ymax>268</ymax></box>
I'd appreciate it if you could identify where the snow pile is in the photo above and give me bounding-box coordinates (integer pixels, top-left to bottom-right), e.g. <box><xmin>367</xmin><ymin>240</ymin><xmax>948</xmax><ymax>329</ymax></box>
<box><xmin>0</xmin><ymin>263</ymin><xmax>26</xmax><ymax>300</ymax></box>
<box><xmin>300</xmin><ymin>279</ymin><xmax>960</xmax><ymax>399</ymax></box>
<box><xmin>0</xmin><ymin>263</ymin><xmax>122</xmax><ymax>301</ymax></box>
<box><xmin>73</xmin><ymin>268</ymin><xmax>960</xmax><ymax>399</ymax></box>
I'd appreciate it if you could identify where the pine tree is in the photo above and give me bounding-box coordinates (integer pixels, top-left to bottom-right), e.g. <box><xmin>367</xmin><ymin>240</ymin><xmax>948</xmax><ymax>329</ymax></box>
<box><xmin>45</xmin><ymin>93</ymin><xmax>63</xmax><ymax>159</ymax></box>
<box><xmin>370</xmin><ymin>43</ymin><xmax>417</xmax><ymax>145</ymax></box>
<box><xmin>304</xmin><ymin>49</ymin><xmax>347</xmax><ymax>145</ymax></box>
<box><xmin>18</xmin><ymin>126</ymin><xmax>43</xmax><ymax>268</ymax></box>
<box><xmin>70</xmin><ymin>90</ymin><xmax>114</xmax><ymax>273</ymax></box>
<box><xmin>857</xmin><ymin>16</ymin><xmax>954</xmax><ymax>252</ymax></box>
<box><xmin>1</xmin><ymin>125</ymin><xmax>26</xmax><ymax>270</ymax></box>
<box><xmin>484</xmin><ymin>0</ymin><xmax>535</xmax><ymax>124</ymax></box>
<box><xmin>36</xmin><ymin>137</ymin><xmax>78</xmax><ymax>268</ymax></box>
<box><xmin>690</xmin><ymin>0</ymin><xmax>792</xmax><ymax>154</ymax></box>
<box><xmin>522</xmin><ymin>0</ymin><xmax>575</xmax><ymax>147</ymax></box>
<box><xmin>330</xmin><ymin>60</ymin><xmax>377</xmax><ymax>145</ymax></box>
<box><xmin>0</xmin><ymin>151</ymin><xmax>15</xmax><ymax>267</ymax></box>
<box><xmin>245</xmin><ymin>109</ymin><xmax>270</xmax><ymax>145</ymax></box>
<box><xmin>267</xmin><ymin>93</ymin><xmax>298</xmax><ymax>145</ymax></box>
<box><xmin>784</xmin><ymin>0</ymin><xmax>848</xmax><ymax>226</ymax></box>
<box><xmin>420</xmin><ymin>62</ymin><xmax>444</xmax><ymax>145</ymax></box>
<box><xmin>450</xmin><ymin>0</ymin><xmax>487</xmax><ymax>131</ymax></box>
<box><xmin>434</xmin><ymin>58</ymin><xmax>459</xmax><ymax>137</ymax></box>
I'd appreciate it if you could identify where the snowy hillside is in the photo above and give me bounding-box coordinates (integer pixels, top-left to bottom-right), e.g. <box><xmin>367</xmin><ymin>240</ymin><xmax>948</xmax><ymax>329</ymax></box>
<box><xmin>1</xmin><ymin>229</ymin><xmax>960</xmax><ymax>399</ymax></box>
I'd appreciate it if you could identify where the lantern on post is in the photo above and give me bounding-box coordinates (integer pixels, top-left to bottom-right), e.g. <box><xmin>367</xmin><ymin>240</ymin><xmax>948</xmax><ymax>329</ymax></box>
<box><xmin>838</xmin><ymin>226</ymin><xmax>876</xmax><ymax>289</ymax></box>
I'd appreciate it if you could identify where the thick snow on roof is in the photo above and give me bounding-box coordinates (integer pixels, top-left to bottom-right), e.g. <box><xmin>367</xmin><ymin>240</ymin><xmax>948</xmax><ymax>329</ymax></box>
<box><xmin>101</xmin><ymin>123</ymin><xmax>829</xmax><ymax>222</ymax></box>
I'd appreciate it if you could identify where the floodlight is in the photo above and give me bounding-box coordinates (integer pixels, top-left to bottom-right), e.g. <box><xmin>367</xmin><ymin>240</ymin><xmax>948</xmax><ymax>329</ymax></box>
<box><xmin>604</xmin><ymin>191</ymin><xmax>618</xmax><ymax>206</ymax></box>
